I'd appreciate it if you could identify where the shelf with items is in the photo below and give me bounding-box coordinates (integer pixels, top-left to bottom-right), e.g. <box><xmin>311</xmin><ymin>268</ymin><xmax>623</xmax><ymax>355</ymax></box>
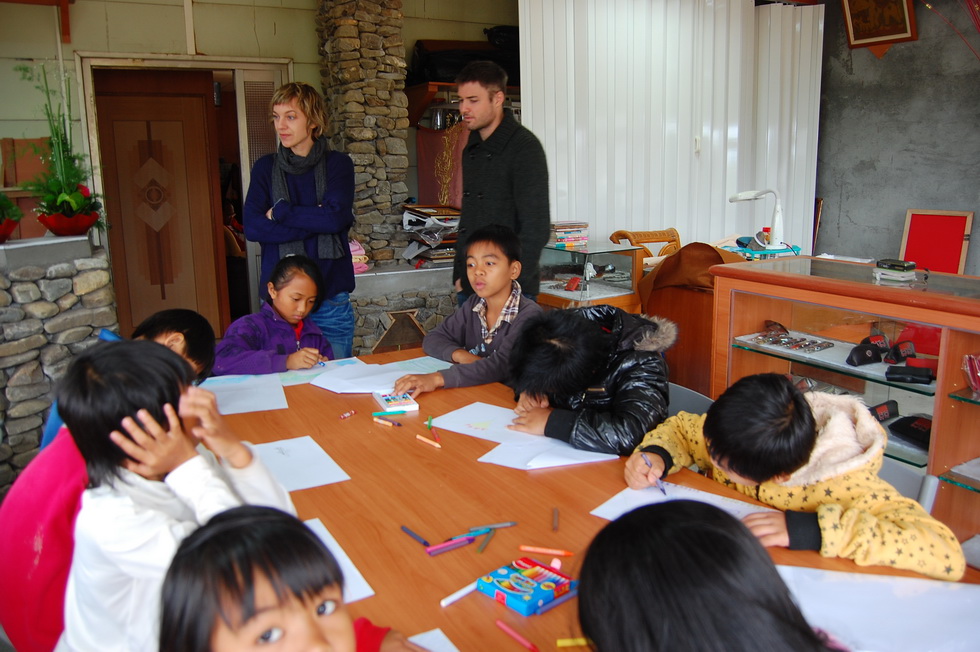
<box><xmin>406</xmin><ymin>81</ymin><xmax>521</xmax><ymax>128</ymax></box>
<box><xmin>537</xmin><ymin>242</ymin><xmax>643</xmax><ymax>312</ymax></box>
<box><xmin>709</xmin><ymin>256</ymin><xmax>980</xmax><ymax>539</ymax></box>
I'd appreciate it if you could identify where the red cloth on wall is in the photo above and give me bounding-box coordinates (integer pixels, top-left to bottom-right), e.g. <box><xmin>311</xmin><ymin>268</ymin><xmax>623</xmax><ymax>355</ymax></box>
<box><xmin>415</xmin><ymin>123</ymin><xmax>466</xmax><ymax>207</ymax></box>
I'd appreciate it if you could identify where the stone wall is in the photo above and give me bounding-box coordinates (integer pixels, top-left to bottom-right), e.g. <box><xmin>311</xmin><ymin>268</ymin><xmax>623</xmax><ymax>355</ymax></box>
<box><xmin>0</xmin><ymin>246</ymin><xmax>118</xmax><ymax>501</ymax></box>
<box><xmin>317</xmin><ymin>0</ymin><xmax>412</xmax><ymax>267</ymax></box>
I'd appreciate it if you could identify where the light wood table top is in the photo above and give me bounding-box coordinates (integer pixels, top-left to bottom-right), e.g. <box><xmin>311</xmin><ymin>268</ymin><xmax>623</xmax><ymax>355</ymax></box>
<box><xmin>223</xmin><ymin>350</ymin><xmax>978</xmax><ymax>651</ymax></box>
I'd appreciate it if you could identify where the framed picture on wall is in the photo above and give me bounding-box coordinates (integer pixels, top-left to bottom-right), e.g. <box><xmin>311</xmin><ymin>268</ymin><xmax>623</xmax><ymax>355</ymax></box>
<box><xmin>841</xmin><ymin>0</ymin><xmax>918</xmax><ymax>48</ymax></box>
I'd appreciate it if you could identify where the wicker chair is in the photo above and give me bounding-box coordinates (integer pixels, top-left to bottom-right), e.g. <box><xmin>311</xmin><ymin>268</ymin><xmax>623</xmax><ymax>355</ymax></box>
<box><xmin>608</xmin><ymin>228</ymin><xmax>681</xmax><ymax>258</ymax></box>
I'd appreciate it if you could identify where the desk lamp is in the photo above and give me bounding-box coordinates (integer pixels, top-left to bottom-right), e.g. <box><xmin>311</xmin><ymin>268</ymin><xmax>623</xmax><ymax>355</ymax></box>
<box><xmin>729</xmin><ymin>189</ymin><xmax>784</xmax><ymax>250</ymax></box>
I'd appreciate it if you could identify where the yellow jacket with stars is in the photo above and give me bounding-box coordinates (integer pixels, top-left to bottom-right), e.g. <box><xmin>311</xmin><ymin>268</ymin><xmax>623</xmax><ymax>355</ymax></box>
<box><xmin>635</xmin><ymin>392</ymin><xmax>965</xmax><ymax>581</ymax></box>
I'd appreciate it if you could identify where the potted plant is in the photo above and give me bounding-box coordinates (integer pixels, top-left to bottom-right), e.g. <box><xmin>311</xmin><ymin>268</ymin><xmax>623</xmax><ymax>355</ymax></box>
<box><xmin>0</xmin><ymin>191</ymin><xmax>23</xmax><ymax>243</ymax></box>
<box><xmin>16</xmin><ymin>64</ymin><xmax>105</xmax><ymax>236</ymax></box>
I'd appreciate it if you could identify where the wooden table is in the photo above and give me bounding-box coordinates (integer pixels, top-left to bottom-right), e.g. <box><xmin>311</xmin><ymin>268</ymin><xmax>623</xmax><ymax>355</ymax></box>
<box><xmin>223</xmin><ymin>351</ymin><xmax>978</xmax><ymax>651</ymax></box>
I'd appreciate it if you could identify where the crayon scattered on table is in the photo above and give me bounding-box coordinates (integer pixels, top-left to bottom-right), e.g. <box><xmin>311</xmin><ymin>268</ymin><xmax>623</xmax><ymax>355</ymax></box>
<box><xmin>373</xmin><ymin>416</ymin><xmax>401</xmax><ymax>427</ymax></box>
<box><xmin>519</xmin><ymin>545</ymin><xmax>574</xmax><ymax>557</ymax></box>
<box><xmin>426</xmin><ymin>537</ymin><xmax>474</xmax><ymax>556</ymax></box>
<box><xmin>373</xmin><ymin>410</ymin><xmax>406</xmax><ymax>416</ymax></box>
<box><xmin>439</xmin><ymin>581</ymin><xmax>477</xmax><ymax>608</ymax></box>
<box><xmin>400</xmin><ymin>525</ymin><xmax>429</xmax><ymax>547</ymax></box>
<box><xmin>495</xmin><ymin>619</ymin><xmax>540</xmax><ymax>652</ymax></box>
<box><xmin>556</xmin><ymin>637</ymin><xmax>588</xmax><ymax>647</ymax></box>
<box><xmin>552</xmin><ymin>507</ymin><xmax>559</xmax><ymax>532</ymax></box>
<box><xmin>416</xmin><ymin>433</ymin><xmax>441</xmax><ymax>449</ymax></box>
<box><xmin>477</xmin><ymin>528</ymin><xmax>495</xmax><ymax>553</ymax></box>
<box><xmin>470</xmin><ymin>521</ymin><xmax>517</xmax><ymax>531</ymax></box>
<box><xmin>339</xmin><ymin>410</ymin><xmax>356</xmax><ymax>420</ymax></box>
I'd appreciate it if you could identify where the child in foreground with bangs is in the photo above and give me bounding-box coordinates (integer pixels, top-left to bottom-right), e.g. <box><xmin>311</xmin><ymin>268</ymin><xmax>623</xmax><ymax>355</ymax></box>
<box><xmin>159</xmin><ymin>505</ymin><xmax>425</xmax><ymax>652</ymax></box>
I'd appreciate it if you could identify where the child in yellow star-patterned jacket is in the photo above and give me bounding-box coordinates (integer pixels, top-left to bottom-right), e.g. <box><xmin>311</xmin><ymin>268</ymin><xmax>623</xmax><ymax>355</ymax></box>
<box><xmin>624</xmin><ymin>373</ymin><xmax>965</xmax><ymax>581</ymax></box>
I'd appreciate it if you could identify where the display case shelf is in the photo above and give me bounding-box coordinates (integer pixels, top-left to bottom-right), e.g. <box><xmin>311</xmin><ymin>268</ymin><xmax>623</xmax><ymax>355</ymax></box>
<box><xmin>950</xmin><ymin>388</ymin><xmax>980</xmax><ymax>406</ymax></box>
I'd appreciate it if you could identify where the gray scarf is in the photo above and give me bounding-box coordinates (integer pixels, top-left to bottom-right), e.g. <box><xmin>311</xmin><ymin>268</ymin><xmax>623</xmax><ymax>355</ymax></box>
<box><xmin>272</xmin><ymin>137</ymin><xmax>346</xmax><ymax>260</ymax></box>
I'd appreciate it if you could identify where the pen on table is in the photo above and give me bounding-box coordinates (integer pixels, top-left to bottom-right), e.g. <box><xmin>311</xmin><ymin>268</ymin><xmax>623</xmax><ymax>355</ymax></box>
<box><xmin>519</xmin><ymin>545</ymin><xmax>574</xmax><ymax>557</ymax></box>
<box><xmin>373</xmin><ymin>410</ymin><xmax>406</xmax><ymax>416</ymax></box>
<box><xmin>469</xmin><ymin>521</ymin><xmax>517</xmax><ymax>531</ymax></box>
<box><xmin>373</xmin><ymin>416</ymin><xmax>402</xmax><ymax>427</ymax></box>
<box><xmin>439</xmin><ymin>581</ymin><xmax>477</xmax><ymax>608</ymax></box>
<box><xmin>400</xmin><ymin>525</ymin><xmax>430</xmax><ymax>547</ymax></box>
<box><xmin>477</xmin><ymin>528</ymin><xmax>495</xmax><ymax>553</ymax></box>
<box><xmin>416</xmin><ymin>433</ymin><xmax>441</xmax><ymax>449</ymax></box>
<box><xmin>536</xmin><ymin>588</ymin><xmax>578</xmax><ymax>615</ymax></box>
<box><xmin>642</xmin><ymin>452</ymin><xmax>667</xmax><ymax>495</ymax></box>
<box><xmin>495</xmin><ymin>619</ymin><xmax>540</xmax><ymax>652</ymax></box>
<box><xmin>552</xmin><ymin>507</ymin><xmax>559</xmax><ymax>532</ymax></box>
<box><xmin>426</xmin><ymin>537</ymin><xmax>474</xmax><ymax>556</ymax></box>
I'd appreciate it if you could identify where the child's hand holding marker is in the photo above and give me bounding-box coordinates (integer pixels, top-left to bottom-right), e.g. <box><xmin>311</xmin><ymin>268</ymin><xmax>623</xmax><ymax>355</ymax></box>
<box><xmin>624</xmin><ymin>449</ymin><xmax>667</xmax><ymax>491</ymax></box>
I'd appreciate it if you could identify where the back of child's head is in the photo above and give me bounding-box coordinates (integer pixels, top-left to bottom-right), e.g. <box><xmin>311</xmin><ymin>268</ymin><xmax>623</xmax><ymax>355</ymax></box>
<box><xmin>131</xmin><ymin>308</ymin><xmax>216</xmax><ymax>381</ymax></box>
<box><xmin>270</xmin><ymin>82</ymin><xmax>328</xmax><ymax>139</ymax></box>
<box><xmin>509</xmin><ymin>309</ymin><xmax>614</xmax><ymax>399</ymax></box>
<box><xmin>465</xmin><ymin>224</ymin><xmax>522</xmax><ymax>263</ymax></box>
<box><xmin>159</xmin><ymin>505</ymin><xmax>344</xmax><ymax>652</ymax></box>
<box><xmin>268</xmin><ymin>254</ymin><xmax>325</xmax><ymax>308</ymax></box>
<box><xmin>58</xmin><ymin>340</ymin><xmax>196</xmax><ymax>489</ymax></box>
<box><xmin>455</xmin><ymin>60</ymin><xmax>508</xmax><ymax>95</ymax></box>
<box><xmin>579</xmin><ymin>501</ymin><xmax>832</xmax><ymax>652</ymax></box>
<box><xmin>703</xmin><ymin>373</ymin><xmax>816</xmax><ymax>483</ymax></box>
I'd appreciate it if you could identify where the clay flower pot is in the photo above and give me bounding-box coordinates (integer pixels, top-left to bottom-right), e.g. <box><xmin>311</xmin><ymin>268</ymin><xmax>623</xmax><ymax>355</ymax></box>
<box><xmin>37</xmin><ymin>211</ymin><xmax>100</xmax><ymax>237</ymax></box>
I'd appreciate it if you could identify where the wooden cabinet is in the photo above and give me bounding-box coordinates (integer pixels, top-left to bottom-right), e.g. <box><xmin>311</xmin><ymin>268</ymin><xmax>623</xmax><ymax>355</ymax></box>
<box><xmin>710</xmin><ymin>257</ymin><xmax>980</xmax><ymax>539</ymax></box>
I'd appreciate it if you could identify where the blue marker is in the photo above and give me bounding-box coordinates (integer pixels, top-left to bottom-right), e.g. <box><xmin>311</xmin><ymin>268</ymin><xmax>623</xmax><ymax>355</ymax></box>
<box><xmin>642</xmin><ymin>452</ymin><xmax>667</xmax><ymax>496</ymax></box>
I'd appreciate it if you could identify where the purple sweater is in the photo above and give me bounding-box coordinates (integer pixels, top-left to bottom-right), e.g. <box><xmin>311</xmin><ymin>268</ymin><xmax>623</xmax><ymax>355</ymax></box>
<box><xmin>423</xmin><ymin>294</ymin><xmax>542</xmax><ymax>388</ymax></box>
<box><xmin>214</xmin><ymin>303</ymin><xmax>333</xmax><ymax>376</ymax></box>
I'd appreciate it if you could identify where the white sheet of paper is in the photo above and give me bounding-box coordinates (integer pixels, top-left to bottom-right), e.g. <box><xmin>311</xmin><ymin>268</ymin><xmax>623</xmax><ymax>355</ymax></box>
<box><xmin>776</xmin><ymin>564</ymin><xmax>980</xmax><ymax>652</ymax></box>
<box><xmin>479</xmin><ymin>440</ymin><xmax>619</xmax><ymax>470</ymax></box>
<box><xmin>409</xmin><ymin>629</ymin><xmax>460</xmax><ymax>652</ymax></box>
<box><xmin>590</xmin><ymin>484</ymin><xmax>776</xmax><ymax>522</ymax></box>
<box><xmin>253</xmin><ymin>436</ymin><xmax>350</xmax><ymax>491</ymax></box>
<box><xmin>432</xmin><ymin>402</ymin><xmax>536</xmax><ymax>445</ymax></box>
<box><xmin>200</xmin><ymin>374</ymin><xmax>288</xmax><ymax>414</ymax></box>
<box><xmin>279</xmin><ymin>357</ymin><xmax>364</xmax><ymax>386</ymax></box>
<box><xmin>311</xmin><ymin>361</ymin><xmax>407</xmax><ymax>394</ymax></box>
<box><xmin>304</xmin><ymin>518</ymin><xmax>375</xmax><ymax>603</ymax></box>
<box><xmin>390</xmin><ymin>355</ymin><xmax>452</xmax><ymax>374</ymax></box>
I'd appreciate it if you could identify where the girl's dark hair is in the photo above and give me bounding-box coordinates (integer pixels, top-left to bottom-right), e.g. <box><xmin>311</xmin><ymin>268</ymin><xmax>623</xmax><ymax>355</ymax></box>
<box><xmin>268</xmin><ymin>254</ymin><xmax>325</xmax><ymax>311</ymax></box>
<box><xmin>509</xmin><ymin>309</ymin><xmax>614</xmax><ymax>401</ymax></box>
<box><xmin>131</xmin><ymin>308</ymin><xmax>216</xmax><ymax>381</ymax></box>
<box><xmin>159</xmin><ymin>505</ymin><xmax>345</xmax><ymax>652</ymax></box>
<box><xmin>703</xmin><ymin>373</ymin><xmax>817</xmax><ymax>483</ymax></box>
<box><xmin>579</xmin><ymin>501</ymin><xmax>833</xmax><ymax>652</ymax></box>
<box><xmin>58</xmin><ymin>340</ymin><xmax>195</xmax><ymax>488</ymax></box>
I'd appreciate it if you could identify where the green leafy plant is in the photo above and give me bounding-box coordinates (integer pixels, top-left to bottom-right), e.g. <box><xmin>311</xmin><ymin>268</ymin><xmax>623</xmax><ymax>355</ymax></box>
<box><xmin>0</xmin><ymin>191</ymin><xmax>23</xmax><ymax>223</ymax></box>
<box><xmin>16</xmin><ymin>64</ymin><xmax>105</xmax><ymax>226</ymax></box>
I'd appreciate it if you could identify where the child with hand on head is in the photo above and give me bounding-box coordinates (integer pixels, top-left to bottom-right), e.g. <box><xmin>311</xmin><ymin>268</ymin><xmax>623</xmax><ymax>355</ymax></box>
<box><xmin>506</xmin><ymin>306</ymin><xmax>676</xmax><ymax>455</ymax></box>
<box><xmin>393</xmin><ymin>224</ymin><xmax>542</xmax><ymax>397</ymax></box>
<box><xmin>160</xmin><ymin>505</ymin><xmax>426</xmax><ymax>652</ymax></box>
<box><xmin>624</xmin><ymin>373</ymin><xmax>965</xmax><ymax>581</ymax></box>
<box><xmin>579</xmin><ymin>501</ymin><xmax>846</xmax><ymax>652</ymax></box>
<box><xmin>57</xmin><ymin>341</ymin><xmax>294</xmax><ymax>651</ymax></box>
<box><xmin>215</xmin><ymin>254</ymin><xmax>333</xmax><ymax>375</ymax></box>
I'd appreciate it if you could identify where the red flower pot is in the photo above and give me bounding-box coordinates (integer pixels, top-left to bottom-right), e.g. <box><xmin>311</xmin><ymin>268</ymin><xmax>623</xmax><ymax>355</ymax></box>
<box><xmin>38</xmin><ymin>211</ymin><xmax>100</xmax><ymax>236</ymax></box>
<box><xmin>0</xmin><ymin>219</ymin><xmax>18</xmax><ymax>244</ymax></box>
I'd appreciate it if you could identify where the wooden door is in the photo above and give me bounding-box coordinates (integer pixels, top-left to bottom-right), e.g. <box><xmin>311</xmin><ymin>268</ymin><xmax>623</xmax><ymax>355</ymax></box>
<box><xmin>94</xmin><ymin>69</ymin><xmax>229</xmax><ymax>336</ymax></box>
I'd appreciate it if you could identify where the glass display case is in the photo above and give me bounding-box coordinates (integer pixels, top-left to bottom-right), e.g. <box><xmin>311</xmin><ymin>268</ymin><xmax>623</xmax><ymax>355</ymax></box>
<box><xmin>537</xmin><ymin>242</ymin><xmax>642</xmax><ymax>311</ymax></box>
<box><xmin>710</xmin><ymin>256</ymin><xmax>980</xmax><ymax>539</ymax></box>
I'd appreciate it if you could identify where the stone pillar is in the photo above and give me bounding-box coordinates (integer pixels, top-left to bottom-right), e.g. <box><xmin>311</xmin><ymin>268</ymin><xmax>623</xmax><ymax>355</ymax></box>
<box><xmin>0</xmin><ymin>242</ymin><xmax>119</xmax><ymax>501</ymax></box>
<box><xmin>316</xmin><ymin>0</ymin><xmax>411</xmax><ymax>266</ymax></box>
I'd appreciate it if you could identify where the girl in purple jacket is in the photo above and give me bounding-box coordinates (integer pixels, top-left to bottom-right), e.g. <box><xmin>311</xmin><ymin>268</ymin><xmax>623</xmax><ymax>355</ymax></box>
<box><xmin>214</xmin><ymin>255</ymin><xmax>334</xmax><ymax>375</ymax></box>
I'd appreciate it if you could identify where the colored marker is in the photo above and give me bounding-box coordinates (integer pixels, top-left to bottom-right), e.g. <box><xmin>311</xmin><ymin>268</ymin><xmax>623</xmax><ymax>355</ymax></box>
<box><xmin>431</xmin><ymin>427</ymin><xmax>442</xmax><ymax>443</ymax></box>
<box><xmin>537</xmin><ymin>588</ymin><xmax>578</xmax><ymax>615</ymax></box>
<box><xmin>477</xmin><ymin>529</ymin><xmax>495</xmax><ymax>553</ymax></box>
<box><xmin>552</xmin><ymin>507</ymin><xmax>559</xmax><ymax>532</ymax></box>
<box><xmin>372</xmin><ymin>416</ymin><xmax>402</xmax><ymax>427</ymax></box>
<box><xmin>556</xmin><ymin>636</ymin><xmax>588</xmax><ymax>647</ymax></box>
<box><xmin>495</xmin><ymin>619</ymin><xmax>540</xmax><ymax>652</ymax></box>
<box><xmin>416</xmin><ymin>433</ymin><xmax>442</xmax><ymax>449</ymax></box>
<box><xmin>440</xmin><ymin>581</ymin><xmax>478</xmax><ymax>608</ymax></box>
<box><xmin>400</xmin><ymin>525</ymin><xmax>429</xmax><ymax>547</ymax></box>
<box><xmin>642</xmin><ymin>453</ymin><xmax>667</xmax><ymax>495</ymax></box>
<box><xmin>457</xmin><ymin>527</ymin><xmax>490</xmax><ymax>539</ymax></box>
<box><xmin>469</xmin><ymin>521</ymin><xmax>517</xmax><ymax>531</ymax></box>
<box><xmin>519</xmin><ymin>545</ymin><xmax>574</xmax><ymax>557</ymax></box>
<box><xmin>426</xmin><ymin>415</ymin><xmax>433</xmax><ymax>429</ymax></box>
<box><xmin>339</xmin><ymin>410</ymin><xmax>356</xmax><ymax>420</ymax></box>
<box><xmin>373</xmin><ymin>410</ymin><xmax>406</xmax><ymax>416</ymax></box>
<box><xmin>426</xmin><ymin>537</ymin><xmax>474</xmax><ymax>556</ymax></box>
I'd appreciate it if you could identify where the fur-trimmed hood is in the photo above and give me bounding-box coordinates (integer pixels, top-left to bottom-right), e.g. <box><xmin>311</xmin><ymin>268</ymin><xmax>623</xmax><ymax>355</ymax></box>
<box><xmin>572</xmin><ymin>304</ymin><xmax>677</xmax><ymax>354</ymax></box>
<box><xmin>781</xmin><ymin>392</ymin><xmax>886</xmax><ymax>486</ymax></box>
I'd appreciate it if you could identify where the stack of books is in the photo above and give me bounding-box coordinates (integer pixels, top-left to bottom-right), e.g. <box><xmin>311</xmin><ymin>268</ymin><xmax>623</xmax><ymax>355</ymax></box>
<box><xmin>549</xmin><ymin>221</ymin><xmax>589</xmax><ymax>247</ymax></box>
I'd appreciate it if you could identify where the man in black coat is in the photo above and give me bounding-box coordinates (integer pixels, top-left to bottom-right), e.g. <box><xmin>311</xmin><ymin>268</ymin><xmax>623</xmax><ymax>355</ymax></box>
<box><xmin>453</xmin><ymin>61</ymin><xmax>550</xmax><ymax>299</ymax></box>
